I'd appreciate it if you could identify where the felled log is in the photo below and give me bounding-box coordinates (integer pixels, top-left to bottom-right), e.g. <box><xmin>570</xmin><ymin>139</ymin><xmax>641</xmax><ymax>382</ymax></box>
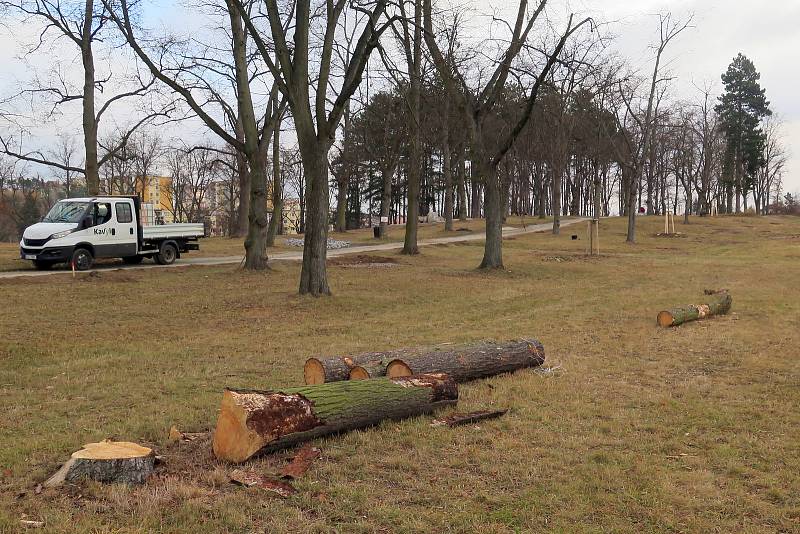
<box><xmin>304</xmin><ymin>354</ymin><xmax>390</xmax><ymax>384</ymax></box>
<box><xmin>213</xmin><ymin>373</ymin><xmax>458</xmax><ymax>463</ymax></box>
<box><xmin>349</xmin><ymin>361</ymin><xmax>388</xmax><ymax>380</ymax></box>
<box><xmin>431</xmin><ymin>409</ymin><xmax>508</xmax><ymax>427</ymax></box>
<box><xmin>307</xmin><ymin>339</ymin><xmax>544</xmax><ymax>384</ymax></box>
<box><xmin>385</xmin><ymin>339</ymin><xmax>545</xmax><ymax>383</ymax></box>
<box><xmin>657</xmin><ymin>292</ymin><xmax>733</xmax><ymax>327</ymax></box>
<box><xmin>44</xmin><ymin>441</ymin><xmax>155</xmax><ymax>487</ymax></box>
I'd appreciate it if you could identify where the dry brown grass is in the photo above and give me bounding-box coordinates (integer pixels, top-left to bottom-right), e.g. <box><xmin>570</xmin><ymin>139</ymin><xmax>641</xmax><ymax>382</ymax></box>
<box><xmin>0</xmin><ymin>215</ymin><xmax>799</xmax><ymax>533</ymax></box>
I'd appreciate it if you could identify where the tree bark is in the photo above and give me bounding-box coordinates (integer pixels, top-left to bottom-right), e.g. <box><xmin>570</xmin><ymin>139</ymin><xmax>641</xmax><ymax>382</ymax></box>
<box><xmin>212</xmin><ymin>374</ymin><xmax>458</xmax><ymax>463</ymax></box>
<box><xmin>234</xmin><ymin>118</ymin><xmax>251</xmax><ymax>237</ymax></box>
<box><xmin>385</xmin><ymin>339</ymin><xmax>544</xmax><ymax>383</ymax></box>
<box><xmin>82</xmin><ymin>0</ymin><xmax>100</xmax><ymax>196</ymax></box>
<box><xmin>657</xmin><ymin>293</ymin><xmax>732</xmax><ymax>327</ymax></box>
<box><xmin>226</xmin><ymin>0</ymin><xmax>272</xmax><ymax>269</ymax></box>
<box><xmin>480</xmin><ymin>163</ymin><xmax>504</xmax><ymax>268</ymax></box>
<box><xmin>443</xmin><ymin>147</ymin><xmax>454</xmax><ymax>231</ymax></box>
<box><xmin>552</xmin><ymin>167</ymin><xmax>562</xmax><ymax>235</ymax></box>
<box><xmin>401</xmin><ymin>0</ymin><xmax>422</xmax><ymax>255</ymax></box>
<box><xmin>378</xmin><ymin>164</ymin><xmax>394</xmax><ymax>238</ymax></box>
<box><xmin>298</xmin><ymin>139</ymin><xmax>332</xmax><ymax>295</ymax></box>
<box><xmin>266</xmin><ymin>117</ymin><xmax>283</xmax><ymax>247</ymax></box>
<box><xmin>456</xmin><ymin>148</ymin><xmax>468</xmax><ymax>220</ymax></box>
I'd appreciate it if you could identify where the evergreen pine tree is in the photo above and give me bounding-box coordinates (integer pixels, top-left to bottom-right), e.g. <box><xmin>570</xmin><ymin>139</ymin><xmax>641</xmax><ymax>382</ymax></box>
<box><xmin>715</xmin><ymin>53</ymin><xmax>771</xmax><ymax>212</ymax></box>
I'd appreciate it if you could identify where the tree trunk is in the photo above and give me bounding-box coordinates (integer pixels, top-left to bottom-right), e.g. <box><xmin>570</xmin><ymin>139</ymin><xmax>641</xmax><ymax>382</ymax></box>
<box><xmin>479</xmin><ymin>162</ymin><xmax>504</xmax><ymax>269</ymax></box>
<box><xmin>552</xmin><ymin>168</ymin><xmax>561</xmax><ymax>235</ymax></box>
<box><xmin>235</xmin><ymin>118</ymin><xmax>251</xmax><ymax>238</ymax></box>
<box><xmin>626</xmin><ymin>166</ymin><xmax>637</xmax><ymax>243</ymax></box>
<box><xmin>385</xmin><ymin>339</ymin><xmax>545</xmax><ymax>383</ymax></box>
<box><xmin>299</xmin><ymin>141</ymin><xmax>332</xmax><ymax>295</ymax></box>
<box><xmin>657</xmin><ymin>293</ymin><xmax>732</xmax><ymax>327</ymax></box>
<box><xmin>443</xmin><ymin>148</ymin><xmax>454</xmax><ymax>231</ymax></box>
<box><xmin>212</xmin><ymin>374</ymin><xmax>458</xmax><ymax>463</ymax></box>
<box><xmin>266</xmin><ymin>118</ymin><xmax>283</xmax><ymax>247</ymax></box>
<box><xmin>456</xmin><ymin>148</ymin><xmax>467</xmax><ymax>221</ymax></box>
<box><xmin>378</xmin><ymin>164</ymin><xmax>394</xmax><ymax>238</ymax></box>
<box><xmin>81</xmin><ymin>1</ymin><xmax>99</xmax><ymax>196</ymax></box>
<box><xmin>402</xmin><ymin>0</ymin><xmax>422</xmax><ymax>255</ymax></box>
<box><xmin>228</xmin><ymin>3</ymin><xmax>269</xmax><ymax>270</ymax></box>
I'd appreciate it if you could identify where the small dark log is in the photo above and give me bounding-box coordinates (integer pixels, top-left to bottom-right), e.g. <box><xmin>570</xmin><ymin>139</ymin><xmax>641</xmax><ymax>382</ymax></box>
<box><xmin>431</xmin><ymin>409</ymin><xmax>508</xmax><ymax>427</ymax></box>
<box><xmin>213</xmin><ymin>373</ymin><xmax>458</xmax><ymax>463</ymax></box>
<box><xmin>385</xmin><ymin>339</ymin><xmax>545</xmax><ymax>383</ymax></box>
<box><xmin>657</xmin><ymin>293</ymin><xmax>733</xmax><ymax>327</ymax></box>
<box><xmin>44</xmin><ymin>441</ymin><xmax>155</xmax><ymax>487</ymax></box>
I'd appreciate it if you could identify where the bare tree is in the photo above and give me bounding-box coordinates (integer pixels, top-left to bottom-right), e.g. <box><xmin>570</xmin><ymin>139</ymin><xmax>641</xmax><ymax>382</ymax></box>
<box><xmin>617</xmin><ymin>13</ymin><xmax>691</xmax><ymax>242</ymax></box>
<box><xmin>106</xmin><ymin>0</ymin><xmax>286</xmax><ymax>269</ymax></box>
<box><xmin>233</xmin><ymin>0</ymin><xmax>393</xmax><ymax>294</ymax></box>
<box><xmin>0</xmin><ymin>0</ymin><xmax>165</xmax><ymax>194</ymax></box>
<box><xmin>424</xmin><ymin>0</ymin><xmax>590</xmax><ymax>268</ymax></box>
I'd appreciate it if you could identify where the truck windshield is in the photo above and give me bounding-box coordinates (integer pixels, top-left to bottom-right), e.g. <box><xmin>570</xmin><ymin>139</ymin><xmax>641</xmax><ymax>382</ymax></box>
<box><xmin>42</xmin><ymin>201</ymin><xmax>90</xmax><ymax>223</ymax></box>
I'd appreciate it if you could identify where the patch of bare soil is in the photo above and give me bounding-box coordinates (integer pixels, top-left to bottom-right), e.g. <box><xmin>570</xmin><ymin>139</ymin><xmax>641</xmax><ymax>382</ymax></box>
<box><xmin>328</xmin><ymin>255</ymin><xmax>402</xmax><ymax>269</ymax></box>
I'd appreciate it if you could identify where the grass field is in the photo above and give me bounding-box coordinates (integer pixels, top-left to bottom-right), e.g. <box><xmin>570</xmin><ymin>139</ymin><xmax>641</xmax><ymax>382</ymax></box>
<box><xmin>1</xmin><ymin>215</ymin><xmax>799</xmax><ymax>533</ymax></box>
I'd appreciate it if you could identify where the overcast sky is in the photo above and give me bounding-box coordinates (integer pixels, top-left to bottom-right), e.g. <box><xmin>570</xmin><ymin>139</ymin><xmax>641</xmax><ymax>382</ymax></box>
<box><xmin>1</xmin><ymin>0</ymin><xmax>797</xmax><ymax>193</ymax></box>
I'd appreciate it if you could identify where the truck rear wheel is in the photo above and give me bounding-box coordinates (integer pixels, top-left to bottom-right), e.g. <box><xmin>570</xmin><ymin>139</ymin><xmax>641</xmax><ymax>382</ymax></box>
<box><xmin>71</xmin><ymin>248</ymin><xmax>94</xmax><ymax>271</ymax></box>
<box><xmin>155</xmin><ymin>242</ymin><xmax>177</xmax><ymax>265</ymax></box>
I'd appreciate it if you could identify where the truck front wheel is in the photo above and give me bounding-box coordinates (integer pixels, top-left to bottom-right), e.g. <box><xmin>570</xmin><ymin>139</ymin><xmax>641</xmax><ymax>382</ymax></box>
<box><xmin>155</xmin><ymin>243</ymin><xmax>177</xmax><ymax>265</ymax></box>
<box><xmin>71</xmin><ymin>248</ymin><xmax>94</xmax><ymax>271</ymax></box>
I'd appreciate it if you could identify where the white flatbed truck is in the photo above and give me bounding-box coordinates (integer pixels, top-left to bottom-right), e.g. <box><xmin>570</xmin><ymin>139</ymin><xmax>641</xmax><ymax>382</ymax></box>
<box><xmin>19</xmin><ymin>196</ymin><xmax>205</xmax><ymax>270</ymax></box>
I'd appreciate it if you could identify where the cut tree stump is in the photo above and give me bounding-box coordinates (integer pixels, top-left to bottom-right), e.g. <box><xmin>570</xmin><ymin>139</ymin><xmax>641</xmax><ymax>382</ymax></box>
<box><xmin>384</xmin><ymin>339</ymin><xmax>545</xmax><ymax>383</ymax></box>
<box><xmin>44</xmin><ymin>441</ymin><xmax>155</xmax><ymax>487</ymax></box>
<box><xmin>213</xmin><ymin>373</ymin><xmax>457</xmax><ymax>463</ymax></box>
<box><xmin>657</xmin><ymin>292</ymin><xmax>733</xmax><ymax>327</ymax></box>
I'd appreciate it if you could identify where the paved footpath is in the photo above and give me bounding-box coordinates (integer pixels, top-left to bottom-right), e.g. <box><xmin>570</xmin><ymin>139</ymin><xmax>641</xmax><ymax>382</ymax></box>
<box><xmin>0</xmin><ymin>218</ymin><xmax>586</xmax><ymax>279</ymax></box>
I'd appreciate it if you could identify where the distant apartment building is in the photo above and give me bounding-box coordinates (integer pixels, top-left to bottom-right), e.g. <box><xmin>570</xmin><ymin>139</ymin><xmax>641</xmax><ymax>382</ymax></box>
<box><xmin>140</xmin><ymin>176</ymin><xmax>174</xmax><ymax>224</ymax></box>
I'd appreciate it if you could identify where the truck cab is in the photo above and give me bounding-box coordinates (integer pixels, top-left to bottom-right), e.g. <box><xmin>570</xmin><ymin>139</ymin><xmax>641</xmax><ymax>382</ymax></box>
<box><xmin>20</xmin><ymin>196</ymin><xmax>204</xmax><ymax>270</ymax></box>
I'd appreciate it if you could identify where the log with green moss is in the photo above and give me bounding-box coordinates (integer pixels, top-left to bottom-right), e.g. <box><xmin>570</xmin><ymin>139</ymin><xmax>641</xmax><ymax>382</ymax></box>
<box><xmin>212</xmin><ymin>373</ymin><xmax>458</xmax><ymax>463</ymax></box>
<box><xmin>385</xmin><ymin>339</ymin><xmax>545</xmax><ymax>383</ymax></box>
<box><xmin>657</xmin><ymin>292</ymin><xmax>733</xmax><ymax>327</ymax></box>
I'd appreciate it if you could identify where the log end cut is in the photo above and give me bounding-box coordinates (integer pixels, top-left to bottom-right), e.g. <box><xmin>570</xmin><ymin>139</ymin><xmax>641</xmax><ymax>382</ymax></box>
<box><xmin>385</xmin><ymin>359</ymin><xmax>413</xmax><ymax>378</ymax></box>
<box><xmin>303</xmin><ymin>358</ymin><xmax>326</xmax><ymax>385</ymax></box>
<box><xmin>213</xmin><ymin>389</ymin><xmax>322</xmax><ymax>464</ymax></box>
<box><xmin>349</xmin><ymin>366</ymin><xmax>370</xmax><ymax>380</ymax></box>
<box><xmin>657</xmin><ymin>310</ymin><xmax>675</xmax><ymax>328</ymax></box>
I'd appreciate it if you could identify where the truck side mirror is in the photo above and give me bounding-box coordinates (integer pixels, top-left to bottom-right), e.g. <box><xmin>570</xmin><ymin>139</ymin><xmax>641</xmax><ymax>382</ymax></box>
<box><xmin>81</xmin><ymin>215</ymin><xmax>94</xmax><ymax>229</ymax></box>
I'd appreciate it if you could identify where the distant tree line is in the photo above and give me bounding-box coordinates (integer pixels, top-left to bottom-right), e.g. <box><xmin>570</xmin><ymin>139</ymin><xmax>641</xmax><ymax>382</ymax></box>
<box><xmin>0</xmin><ymin>1</ymin><xmax>790</xmax><ymax>293</ymax></box>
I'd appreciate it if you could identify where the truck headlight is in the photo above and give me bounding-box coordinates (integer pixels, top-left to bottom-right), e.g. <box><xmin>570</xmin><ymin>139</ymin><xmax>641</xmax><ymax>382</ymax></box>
<box><xmin>49</xmin><ymin>230</ymin><xmax>73</xmax><ymax>240</ymax></box>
